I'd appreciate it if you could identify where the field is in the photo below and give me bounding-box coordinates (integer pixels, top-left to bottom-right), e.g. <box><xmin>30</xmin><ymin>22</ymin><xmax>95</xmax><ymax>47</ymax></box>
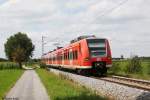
<box><xmin>108</xmin><ymin>60</ymin><xmax>150</xmax><ymax>80</ymax></box>
<box><xmin>0</xmin><ymin>62</ymin><xmax>20</xmax><ymax>69</ymax></box>
<box><xmin>36</xmin><ymin>69</ymin><xmax>106</xmax><ymax>100</ymax></box>
<box><xmin>0</xmin><ymin>69</ymin><xmax>24</xmax><ymax>99</ymax></box>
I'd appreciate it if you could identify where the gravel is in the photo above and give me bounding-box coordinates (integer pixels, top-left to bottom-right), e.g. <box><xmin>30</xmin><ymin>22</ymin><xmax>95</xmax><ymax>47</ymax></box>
<box><xmin>49</xmin><ymin>68</ymin><xmax>150</xmax><ymax>100</ymax></box>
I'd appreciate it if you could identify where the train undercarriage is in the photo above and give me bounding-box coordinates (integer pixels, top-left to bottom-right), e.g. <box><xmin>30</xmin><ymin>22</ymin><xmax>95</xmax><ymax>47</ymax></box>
<box><xmin>47</xmin><ymin>61</ymin><xmax>108</xmax><ymax>76</ymax></box>
<box><xmin>76</xmin><ymin>61</ymin><xmax>107</xmax><ymax>76</ymax></box>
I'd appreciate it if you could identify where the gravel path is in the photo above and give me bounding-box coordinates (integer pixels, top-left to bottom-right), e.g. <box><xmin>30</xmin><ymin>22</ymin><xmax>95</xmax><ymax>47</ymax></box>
<box><xmin>5</xmin><ymin>70</ymin><xmax>49</xmax><ymax>100</ymax></box>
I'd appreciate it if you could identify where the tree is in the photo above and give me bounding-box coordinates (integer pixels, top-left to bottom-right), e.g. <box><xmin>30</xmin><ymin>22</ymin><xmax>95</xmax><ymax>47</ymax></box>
<box><xmin>4</xmin><ymin>32</ymin><xmax>35</xmax><ymax>68</ymax></box>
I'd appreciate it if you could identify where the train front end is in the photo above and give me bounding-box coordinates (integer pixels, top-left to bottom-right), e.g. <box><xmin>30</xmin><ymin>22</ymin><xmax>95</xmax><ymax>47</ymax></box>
<box><xmin>86</xmin><ymin>38</ymin><xmax>112</xmax><ymax>75</ymax></box>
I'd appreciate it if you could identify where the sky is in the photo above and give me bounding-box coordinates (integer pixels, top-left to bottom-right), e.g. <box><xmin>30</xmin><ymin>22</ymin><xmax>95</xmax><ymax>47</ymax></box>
<box><xmin>0</xmin><ymin>0</ymin><xmax>150</xmax><ymax>58</ymax></box>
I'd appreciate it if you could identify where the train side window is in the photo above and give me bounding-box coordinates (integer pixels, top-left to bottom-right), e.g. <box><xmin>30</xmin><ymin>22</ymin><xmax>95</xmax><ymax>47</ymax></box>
<box><xmin>73</xmin><ymin>51</ymin><xmax>77</xmax><ymax>60</ymax></box>
<box><xmin>69</xmin><ymin>51</ymin><xmax>73</xmax><ymax>60</ymax></box>
<box><xmin>75</xmin><ymin>50</ymin><xmax>78</xmax><ymax>59</ymax></box>
<box><xmin>54</xmin><ymin>56</ymin><xmax>56</xmax><ymax>61</ymax></box>
<box><xmin>62</xmin><ymin>55</ymin><xmax>64</xmax><ymax>61</ymax></box>
<box><xmin>64</xmin><ymin>53</ymin><xmax>65</xmax><ymax>60</ymax></box>
<box><xmin>68</xmin><ymin>52</ymin><xmax>69</xmax><ymax>60</ymax></box>
<box><xmin>66</xmin><ymin>52</ymin><xmax>67</xmax><ymax>60</ymax></box>
<box><xmin>65</xmin><ymin>53</ymin><xmax>67</xmax><ymax>60</ymax></box>
<box><xmin>72</xmin><ymin>51</ymin><xmax>74</xmax><ymax>60</ymax></box>
<box><xmin>60</xmin><ymin>55</ymin><xmax>61</xmax><ymax>61</ymax></box>
<box><xmin>66</xmin><ymin>52</ymin><xmax>68</xmax><ymax>60</ymax></box>
<box><xmin>74</xmin><ymin>51</ymin><xmax>75</xmax><ymax>60</ymax></box>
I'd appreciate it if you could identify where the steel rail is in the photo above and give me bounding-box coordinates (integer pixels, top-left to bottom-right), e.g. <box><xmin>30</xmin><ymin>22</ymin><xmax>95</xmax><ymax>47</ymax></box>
<box><xmin>97</xmin><ymin>75</ymin><xmax>150</xmax><ymax>91</ymax></box>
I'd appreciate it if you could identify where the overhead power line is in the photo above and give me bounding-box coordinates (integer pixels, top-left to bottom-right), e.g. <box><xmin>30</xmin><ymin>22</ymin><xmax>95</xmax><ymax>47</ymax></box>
<box><xmin>95</xmin><ymin>0</ymin><xmax>129</xmax><ymax>20</ymax></box>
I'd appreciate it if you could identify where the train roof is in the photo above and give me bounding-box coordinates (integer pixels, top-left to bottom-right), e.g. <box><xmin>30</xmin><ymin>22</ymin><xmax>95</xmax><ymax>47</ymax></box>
<box><xmin>42</xmin><ymin>36</ymin><xmax>107</xmax><ymax>57</ymax></box>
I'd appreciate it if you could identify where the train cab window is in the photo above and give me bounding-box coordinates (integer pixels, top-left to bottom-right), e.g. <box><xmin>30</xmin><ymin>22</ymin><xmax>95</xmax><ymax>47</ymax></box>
<box><xmin>87</xmin><ymin>39</ymin><xmax>106</xmax><ymax>57</ymax></box>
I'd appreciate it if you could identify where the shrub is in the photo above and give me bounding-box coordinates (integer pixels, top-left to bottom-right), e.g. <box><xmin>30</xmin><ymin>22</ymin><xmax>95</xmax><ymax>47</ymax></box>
<box><xmin>125</xmin><ymin>57</ymin><xmax>142</xmax><ymax>74</ymax></box>
<box><xmin>109</xmin><ymin>62</ymin><xmax>121</xmax><ymax>74</ymax></box>
<box><xmin>147</xmin><ymin>62</ymin><xmax>150</xmax><ymax>75</ymax></box>
<box><xmin>39</xmin><ymin>62</ymin><xmax>47</xmax><ymax>69</ymax></box>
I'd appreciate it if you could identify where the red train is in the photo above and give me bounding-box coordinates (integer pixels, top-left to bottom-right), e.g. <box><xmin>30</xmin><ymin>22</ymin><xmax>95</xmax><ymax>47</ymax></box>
<box><xmin>42</xmin><ymin>36</ymin><xmax>112</xmax><ymax>75</ymax></box>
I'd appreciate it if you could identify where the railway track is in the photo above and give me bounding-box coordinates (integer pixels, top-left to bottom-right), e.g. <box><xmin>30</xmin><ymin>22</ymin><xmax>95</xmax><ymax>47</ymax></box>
<box><xmin>97</xmin><ymin>75</ymin><xmax>150</xmax><ymax>91</ymax></box>
<box><xmin>49</xmin><ymin>67</ymin><xmax>150</xmax><ymax>91</ymax></box>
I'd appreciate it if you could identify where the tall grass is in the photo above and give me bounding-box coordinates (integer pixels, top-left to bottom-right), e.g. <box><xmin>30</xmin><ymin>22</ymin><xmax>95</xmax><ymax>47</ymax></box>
<box><xmin>108</xmin><ymin>59</ymin><xmax>150</xmax><ymax>80</ymax></box>
<box><xmin>0</xmin><ymin>62</ymin><xmax>20</xmax><ymax>70</ymax></box>
<box><xmin>125</xmin><ymin>57</ymin><xmax>142</xmax><ymax>74</ymax></box>
<box><xmin>36</xmin><ymin>69</ymin><xmax>106</xmax><ymax>100</ymax></box>
<box><xmin>148</xmin><ymin>62</ymin><xmax>150</xmax><ymax>75</ymax></box>
<box><xmin>109</xmin><ymin>62</ymin><xmax>121</xmax><ymax>74</ymax></box>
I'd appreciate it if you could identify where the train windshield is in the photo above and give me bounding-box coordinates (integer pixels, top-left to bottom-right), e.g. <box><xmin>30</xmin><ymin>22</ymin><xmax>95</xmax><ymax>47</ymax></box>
<box><xmin>87</xmin><ymin>39</ymin><xmax>106</xmax><ymax>57</ymax></box>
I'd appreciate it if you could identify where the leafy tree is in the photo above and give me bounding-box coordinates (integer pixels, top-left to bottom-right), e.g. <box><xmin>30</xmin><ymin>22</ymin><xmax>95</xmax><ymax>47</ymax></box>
<box><xmin>4</xmin><ymin>32</ymin><xmax>35</xmax><ymax>68</ymax></box>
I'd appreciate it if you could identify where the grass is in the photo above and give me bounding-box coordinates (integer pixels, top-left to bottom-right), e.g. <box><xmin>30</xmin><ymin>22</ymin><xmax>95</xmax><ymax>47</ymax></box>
<box><xmin>0</xmin><ymin>69</ymin><xmax>24</xmax><ymax>99</ymax></box>
<box><xmin>108</xmin><ymin>60</ymin><xmax>150</xmax><ymax>80</ymax></box>
<box><xmin>36</xmin><ymin>69</ymin><xmax>106</xmax><ymax>100</ymax></box>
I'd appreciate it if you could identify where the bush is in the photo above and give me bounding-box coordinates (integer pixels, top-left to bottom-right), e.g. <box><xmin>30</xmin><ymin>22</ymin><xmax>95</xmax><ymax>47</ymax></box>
<box><xmin>39</xmin><ymin>62</ymin><xmax>47</xmax><ymax>69</ymax></box>
<box><xmin>109</xmin><ymin>62</ymin><xmax>121</xmax><ymax>74</ymax></box>
<box><xmin>147</xmin><ymin>62</ymin><xmax>150</xmax><ymax>75</ymax></box>
<box><xmin>125</xmin><ymin>57</ymin><xmax>142</xmax><ymax>74</ymax></box>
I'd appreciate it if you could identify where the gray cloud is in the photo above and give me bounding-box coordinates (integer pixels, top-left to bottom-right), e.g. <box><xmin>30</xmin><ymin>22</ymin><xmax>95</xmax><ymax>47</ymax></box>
<box><xmin>0</xmin><ymin>0</ymin><xmax>150</xmax><ymax>58</ymax></box>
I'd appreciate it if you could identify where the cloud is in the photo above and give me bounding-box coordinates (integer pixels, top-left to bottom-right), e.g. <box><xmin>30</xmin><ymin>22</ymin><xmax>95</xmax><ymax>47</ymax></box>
<box><xmin>0</xmin><ymin>0</ymin><xmax>150</xmax><ymax>58</ymax></box>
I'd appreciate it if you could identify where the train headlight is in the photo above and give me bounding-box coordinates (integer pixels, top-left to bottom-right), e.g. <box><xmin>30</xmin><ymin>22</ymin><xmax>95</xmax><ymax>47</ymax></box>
<box><xmin>84</xmin><ymin>57</ymin><xmax>89</xmax><ymax>61</ymax></box>
<box><xmin>108</xmin><ymin>56</ymin><xmax>112</xmax><ymax>60</ymax></box>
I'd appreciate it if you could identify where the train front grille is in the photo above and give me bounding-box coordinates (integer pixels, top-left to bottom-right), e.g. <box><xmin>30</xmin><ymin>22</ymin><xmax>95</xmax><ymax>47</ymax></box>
<box><xmin>92</xmin><ymin>62</ymin><xmax>106</xmax><ymax>70</ymax></box>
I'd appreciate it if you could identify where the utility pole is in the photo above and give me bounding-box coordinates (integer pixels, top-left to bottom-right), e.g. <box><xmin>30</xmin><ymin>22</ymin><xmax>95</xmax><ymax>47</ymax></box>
<box><xmin>42</xmin><ymin>36</ymin><xmax>45</xmax><ymax>56</ymax></box>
